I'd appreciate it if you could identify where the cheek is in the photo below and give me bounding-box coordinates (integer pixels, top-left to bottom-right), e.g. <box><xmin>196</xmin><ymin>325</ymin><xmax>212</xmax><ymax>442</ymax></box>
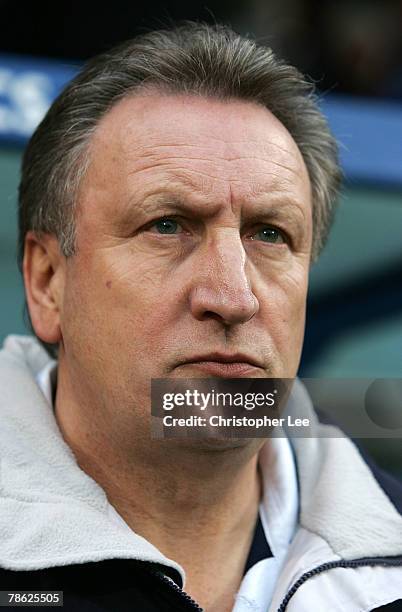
<box><xmin>67</xmin><ymin>253</ymin><xmax>178</xmax><ymax>359</ymax></box>
<box><xmin>279</xmin><ymin>276</ymin><xmax>308</xmax><ymax>369</ymax></box>
<box><xmin>258</xmin><ymin>265</ymin><xmax>308</xmax><ymax>346</ymax></box>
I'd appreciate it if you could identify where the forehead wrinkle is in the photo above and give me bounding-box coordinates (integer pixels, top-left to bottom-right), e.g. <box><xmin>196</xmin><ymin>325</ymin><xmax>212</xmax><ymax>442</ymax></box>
<box><xmin>134</xmin><ymin>137</ymin><xmax>298</xmax><ymax>155</ymax></box>
<box><xmin>126</xmin><ymin>156</ymin><xmax>304</xmax><ymax>194</ymax></box>
<box><xmin>127</xmin><ymin>142</ymin><xmax>304</xmax><ymax>173</ymax></box>
<box><xmin>131</xmin><ymin>127</ymin><xmax>302</xmax><ymax>156</ymax></box>
<box><xmin>123</xmin><ymin>126</ymin><xmax>304</xmax><ymax>161</ymax></box>
<box><xmin>160</xmin><ymin>167</ymin><xmax>301</xmax><ymax>208</ymax></box>
<box><xmin>118</xmin><ymin>136</ymin><xmax>309</xmax><ymax>193</ymax></box>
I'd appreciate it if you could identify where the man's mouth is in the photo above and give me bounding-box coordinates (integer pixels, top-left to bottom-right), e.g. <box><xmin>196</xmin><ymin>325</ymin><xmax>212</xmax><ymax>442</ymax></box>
<box><xmin>177</xmin><ymin>352</ymin><xmax>264</xmax><ymax>377</ymax></box>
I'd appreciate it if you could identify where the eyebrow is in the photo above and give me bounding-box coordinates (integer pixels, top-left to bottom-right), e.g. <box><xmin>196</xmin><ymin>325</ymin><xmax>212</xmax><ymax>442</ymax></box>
<box><xmin>128</xmin><ymin>191</ymin><xmax>308</xmax><ymax>228</ymax></box>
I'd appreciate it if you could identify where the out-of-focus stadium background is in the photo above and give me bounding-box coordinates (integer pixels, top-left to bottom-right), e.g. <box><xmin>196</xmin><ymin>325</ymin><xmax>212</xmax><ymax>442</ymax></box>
<box><xmin>0</xmin><ymin>1</ymin><xmax>401</xmax><ymax>475</ymax></box>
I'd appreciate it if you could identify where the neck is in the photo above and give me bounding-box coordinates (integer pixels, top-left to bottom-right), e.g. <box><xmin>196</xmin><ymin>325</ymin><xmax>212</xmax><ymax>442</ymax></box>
<box><xmin>55</xmin><ymin>365</ymin><xmax>265</xmax><ymax>609</ymax></box>
<box><xmin>56</xmin><ymin>402</ymin><xmax>263</xmax><ymax>549</ymax></box>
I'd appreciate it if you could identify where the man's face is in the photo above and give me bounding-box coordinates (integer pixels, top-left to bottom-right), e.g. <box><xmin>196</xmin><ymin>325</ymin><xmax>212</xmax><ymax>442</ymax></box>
<box><xmin>58</xmin><ymin>93</ymin><xmax>312</xmax><ymax>426</ymax></box>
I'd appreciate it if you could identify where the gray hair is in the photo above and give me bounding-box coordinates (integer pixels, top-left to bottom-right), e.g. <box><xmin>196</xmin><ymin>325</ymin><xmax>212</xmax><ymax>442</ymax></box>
<box><xmin>18</xmin><ymin>21</ymin><xmax>341</xmax><ymax>270</ymax></box>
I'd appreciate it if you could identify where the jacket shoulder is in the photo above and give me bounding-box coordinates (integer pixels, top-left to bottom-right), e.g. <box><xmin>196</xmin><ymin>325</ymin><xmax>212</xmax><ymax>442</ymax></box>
<box><xmin>0</xmin><ymin>561</ymin><xmax>197</xmax><ymax>612</ymax></box>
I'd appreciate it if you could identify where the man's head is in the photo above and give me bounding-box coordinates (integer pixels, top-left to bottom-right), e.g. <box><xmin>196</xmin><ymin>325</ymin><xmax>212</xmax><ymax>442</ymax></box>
<box><xmin>19</xmin><ymin>23</ymin><xmax>340</xmax><ymax>268</ymax></box>
<box><xmin>19</xmin><ymin>23</ymin><xmax>341</xmax><ymax>443</ymax></box>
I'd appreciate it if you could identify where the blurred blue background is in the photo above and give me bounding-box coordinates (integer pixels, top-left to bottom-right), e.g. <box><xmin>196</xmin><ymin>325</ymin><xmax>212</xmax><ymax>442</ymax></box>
<box><xmin>0</xmin><ymin>0</ymin><xmax>401</xmax><ymax>474</ymax></box>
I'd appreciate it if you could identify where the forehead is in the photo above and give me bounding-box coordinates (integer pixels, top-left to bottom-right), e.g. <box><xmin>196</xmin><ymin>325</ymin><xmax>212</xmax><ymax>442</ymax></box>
<box><xmin>81</xmin><ymin>91</ymin><xmax>311</xmax><ymax>215</ymax></box>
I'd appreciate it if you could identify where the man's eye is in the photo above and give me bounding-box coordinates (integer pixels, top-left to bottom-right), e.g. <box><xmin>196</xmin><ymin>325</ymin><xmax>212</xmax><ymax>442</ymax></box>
<box><xmin>150</xmin><ymin>218</ymin><xmax>182</xmax><ymax>234</ymax></box>
<box><xmin>251</xmin><ymin>226</ymin><xmax>285</xmax><ymax>244</ymax></box>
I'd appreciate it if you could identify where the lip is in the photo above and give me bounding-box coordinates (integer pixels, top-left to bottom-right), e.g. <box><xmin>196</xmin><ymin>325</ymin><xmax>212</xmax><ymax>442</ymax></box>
<box><xmin>178</xmin><ymin>352</ymin><xmax>264</xmax><ymax>377</ymax></box>
<box><xmin>182</xmin><ymin>362</ymin><xmax>261</xmax><ymax>377</ymax></box>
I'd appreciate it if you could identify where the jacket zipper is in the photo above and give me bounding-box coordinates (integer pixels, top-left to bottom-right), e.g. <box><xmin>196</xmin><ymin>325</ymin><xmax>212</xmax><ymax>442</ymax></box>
<box><xmin>277</xmin><ymin>557</ymin><xmax>402</xmax><ymax>612</ymax></box>
<box><xmin>150</xmin><ymin>568</ymin><xmax>204</xmax><ymax>611</ymax></box>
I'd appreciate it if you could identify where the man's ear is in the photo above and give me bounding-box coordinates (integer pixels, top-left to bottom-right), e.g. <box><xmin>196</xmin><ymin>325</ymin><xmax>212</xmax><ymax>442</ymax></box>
<box><xmin>23</xmin><ymin>231</ymin><xmax>66</xmax><ymax>345</ymax></box>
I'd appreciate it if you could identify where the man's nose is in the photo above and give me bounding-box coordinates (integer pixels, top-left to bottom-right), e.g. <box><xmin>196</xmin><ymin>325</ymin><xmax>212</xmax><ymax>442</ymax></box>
<box><xmin>189</xmin><ymin>229</ymin><xmax>259</xmax><ymax>326</ymax></box>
